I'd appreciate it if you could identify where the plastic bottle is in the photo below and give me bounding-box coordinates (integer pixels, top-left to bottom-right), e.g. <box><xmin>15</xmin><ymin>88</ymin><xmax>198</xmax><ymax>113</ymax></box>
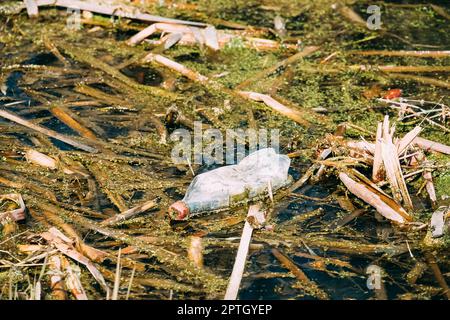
<box><xmin>169</xmin><ymin>148</ymin><xmax>291</xmax><ymax>220</ymax></box>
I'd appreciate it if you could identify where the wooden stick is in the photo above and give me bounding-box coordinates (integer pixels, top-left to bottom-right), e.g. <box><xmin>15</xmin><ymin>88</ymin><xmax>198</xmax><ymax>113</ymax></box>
<box><xmin>0</xmin><ymin>109</ymin><xmax>97</xmax><ymax>153</ymax></box>
<box><xmin>224</xmin><ymin>205</ymin><xmax>262</xmax><ymax>300</ymax></box>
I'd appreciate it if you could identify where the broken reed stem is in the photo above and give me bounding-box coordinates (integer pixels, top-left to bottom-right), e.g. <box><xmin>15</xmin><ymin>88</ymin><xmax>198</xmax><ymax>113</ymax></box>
<box><xmin>348</xmin><ymin>50</ymin><xmax>450</xmax><ymax>58</ymax></box>
<box><xmin>48</xmin><ymin>254</ymin><xmax>67</xmax><ymax>300</ymax></box>
<box><xmin>224</xmin><ymin>205</ymin><xmax>259</xmax><ymax>300</ymax></box>
<box><xmin>0</xmin><ymin>109</ymin><xmax>97</xmax><ymax>153</ymax></box>
<box><xmin>35</xmin><ymin>202</ymin><xmax>226</xmax><ymax>294</ymax></box>
<box><xmin>49</xmin><ymin>106</ymin><xmax>98</xmax><ymax>140</ymax></box>
<box><xmin>238</xmin><ymin>91</ymin><xmax>310</xmax><ymax>127</ymax></box>
<box><xmin>143</xmin><ymin>53</ymin><xmax>208</xmax><ymax>83</ymax></box>
<box><xmin>372</xmin><ymin>122</ymin><xmax>383</xmax><ymax>182</ymax></box>
<box><xmin>425</xmin><ymin>253</ymin><xmax>450</xmax><ymax>300</ymax></box>
<box><xmin>388</xmin><ymin>73</ymin><xmax>450</xmax><ymax>89</ymax></box>
<box><xmin>100</xmin><ymin>199</ymin><xmax>157</xmax><ymax>226</ymax></box>
<box><xmin>111</xmin><ymin>248</ymin><xmax>121</xmax><ymax>300</ymax></box>
<box><xmin>339</xmin><ymin>172</ymin><xmax>410</xmax><ymax>224</ymax></box>
<box><xmin>60</xmin><ymin>255</ymin><xmax>88</xmax><ymax>300</ymax></box>
<box><xmin>271</xmin><ymin>248</ymin><xmax>329</xmax><ymax>300</ymax></box>
<box><xmin>350</xmin><ymin>65</ymin><xmax>450</xmax><ymax>73</ymax></box>
<box><xmin>414</xmin><ymin>137</ymin><xmax>450</xmax><ymax>155</ymax></box>
<box><xmin>33</xmin><ymin>0</ymin><xmax>205</xmax><ymax>26</ymax></box>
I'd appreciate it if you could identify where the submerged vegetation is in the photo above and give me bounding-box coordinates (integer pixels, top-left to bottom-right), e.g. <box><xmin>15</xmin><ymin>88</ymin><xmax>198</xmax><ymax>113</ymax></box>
<box><xmin>0</xmin><ymin>0</ymin><xmax>449</xmax><ymax>300</ymax></box>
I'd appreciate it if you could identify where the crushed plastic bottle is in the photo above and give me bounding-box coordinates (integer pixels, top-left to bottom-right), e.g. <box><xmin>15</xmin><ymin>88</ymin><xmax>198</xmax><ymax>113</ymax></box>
<box><xmin>169</xmin><ymin>148</ymin><xmax>292</xmax><ymax>220</ymax></box>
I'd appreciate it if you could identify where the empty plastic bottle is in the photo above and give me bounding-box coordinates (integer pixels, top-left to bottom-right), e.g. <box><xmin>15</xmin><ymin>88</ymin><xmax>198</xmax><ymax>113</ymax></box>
<box><xmin>169</xmin><ymin>148</ymin><xmax>292</xmax><ymax>220</ymax></box>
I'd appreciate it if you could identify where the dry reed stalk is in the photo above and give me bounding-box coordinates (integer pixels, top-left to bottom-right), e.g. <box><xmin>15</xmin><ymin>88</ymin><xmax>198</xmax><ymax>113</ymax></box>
<box><xmin>238</xmin><ymin>91</ymin><xmax>310</xmax><ymax>126</ymax></box>
<box><xmin>135</xmin><ymin>23</ymin><xmax>297</xmax><ymax>51</ymax></box>
<box><xmin>339</xmin><ymin>172</ymin><xmax>410</xmax><ymax>224</ymax></box>
<box><xmin>372</xmin><ymin>122</ymin><xmax>383</xmax><ymax>182</ymax></box>
<box><xmin>33</xmin><ymin>0</ymin><xmax>205</xmax><ymax>26</ymax></box>
<box><xmin>0</xmin><ymin>109</ymin><xmax>97</xmax><ymax>153</ymax></box>
<box><xmin>224</xmin><ymin>205</ymin><xmax>263</xmax><ymax>300</ymax></box>
<box><xmin>0</xmin><ymin>175</ymin><xmax>57</xmax><ymax>203</ymax></box>
<box><xmin>101</xmin><ymin>199</ymin><xmax>157</xmax><ymax>226</ymax></box>
<box><xmin>128</xmin><ymin>23</ymin><xmax>220</xmax><ymax>51</ymax></box>
<box><xmin>41</xmin><ymin>227</ymin><xmax>110</xmax><ymax>295</ymax></box>
<box><xmin>272</xmin><ymin>248</ymin><xmax>329</xmax><ymax>299</ymax></box>
<box><xmin>143</xmin><ymin>54</ymin><xmax>311</xmax><ymax>127</ymax></box>
<box><xmin>346</xmin><ymin>140</ymin><xmax>375</xmax><ymax>156</ymax></box>
<box><xmin>350</xmin><ymin>65</ymin><xmax>450</xmax><ymax>73</ymax></box>
<box><xmin>406</xmin><ymin>261</ymin><xmax>427</xmax><ymax>284</ymax></box>
<box><xmin>127</xmin><ymin>23</ymin><xmax>192</xmax><ymax>46</ymax></box>
<box><xmin>60</xmin><ymin>255</ymin><xmax>88</xmax><ymax>300</ymax></box>
<box><xmin>388</xmin><ymin>73</ymin><xmax>450</xmax><ymax>89</ymax></box>
<box><xmin>48</xmin><ymin>254</ymin><xmax>67</xmax><ymax>300</ymax></box>
<box><xmin>430</xmin><ymin>206</ymin><xmax>448</xmax><ymax>238</ymax></box>
<box><xmin>40</xmin><ymin>208</ymin><xmax>107</xmax><ymax>263</ymax></box>
<box><xmin>111</xmin><ymin>248</ymin><xmax>122</xmax><ymax>300</ymax></box>
<box><xmin>422</xmin><ymin>161</ymin><xmax>437</xmax><ymax>207</ymax></box>
<box><xmin>348</xmin><ymin>50</ymin><xmax>450</xmax><ymax>58</ymax></box>
<box><xmin>87</xmin><ymin>163</ymin><xmax>128</xmax><ymax>212</ymax></box>
<box><xmin>0</xmin><ymin>194</ymin><xmax>26</xmax><ymax>223</ymax></box>
<box><xmin>187</xmin><ymin>236</ymin><xmax>204</xmax><ymax>269</ymax></box>
<box><xmin>380</xmin><ymin>116</ymin><xmax>413</xmax><ymax>210</ymax></box>
<box><xmin>50</xmin><ymin>106</ymin><xmax>98</xmax><ymax>140</ymax></box>
<box><xmin>396</xmin><ymin>126</ymin><xmax>422</xmax><ymax>156</ymax></box>
<box><xmin>414</xmin><ymin>137</ymin><xmax>450</xmax><ymax>155</ymax></box>
<box><xmin>430</xmin><ymin>4</ymin><xmax>450</xmax><ymax>20</ymax></box>
<box><xmin>143</xmin><ymin>53</ymin><xmax>209</xmax><ymax>83</ymax></box>
<box><xmin>25</xmin><ymin>149</ymin><xmax>77</xmax><ymax>175</ymax></box>
<box><xmin>425</xmin><ymin>253</ymin><xmax>450</xmax><ymax>300</ymax></box>
<box><xmin>24</xmin><ymin>0</ymin><xmax>38</xmax><ymax>17</ymax></box>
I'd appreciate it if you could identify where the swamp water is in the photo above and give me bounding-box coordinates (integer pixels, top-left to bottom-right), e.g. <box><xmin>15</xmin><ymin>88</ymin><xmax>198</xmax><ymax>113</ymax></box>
<box><xmin>0</xmin><ymin>1</ymin><xmax>449</xmax><ymax>300</ymax></box>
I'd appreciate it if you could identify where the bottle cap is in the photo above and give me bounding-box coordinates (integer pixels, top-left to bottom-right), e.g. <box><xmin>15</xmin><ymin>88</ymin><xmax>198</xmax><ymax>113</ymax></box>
<box><xmin>168</xmin><ymin>201</ymin><xmax>189</xmax><ymax>220</ymax></box>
